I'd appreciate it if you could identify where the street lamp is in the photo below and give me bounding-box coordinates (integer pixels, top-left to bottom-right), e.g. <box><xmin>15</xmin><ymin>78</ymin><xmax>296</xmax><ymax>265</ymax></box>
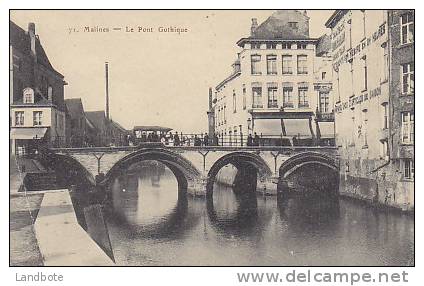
<box><xmin>247</xmin><ymin>118</ymin><xmax>251</xmax><ymax>134</ymax></box>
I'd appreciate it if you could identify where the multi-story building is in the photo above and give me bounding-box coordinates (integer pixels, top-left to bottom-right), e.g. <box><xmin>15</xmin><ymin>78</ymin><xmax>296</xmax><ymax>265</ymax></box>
<box><xmin>325</xmin><ymin>10</ymin><xmax>414</xmax><ymax>210</ymax></box>
<box><xmin>10</xmin><ymin>21</ymin><xmax>67</xmax><ymax>155</ymax></box>
<box><xmin>212</xmin><ymin>10</ymin><xmax>335</xmax><ymax>146</ymax></box>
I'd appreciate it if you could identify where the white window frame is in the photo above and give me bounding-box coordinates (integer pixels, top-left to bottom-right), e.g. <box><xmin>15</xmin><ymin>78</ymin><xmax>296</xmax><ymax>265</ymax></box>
<box><xmin>282</xmin><ymin>55</ymin><xmax>293</xmax><ymax>74</ymax></box>
<box><xmin>266</xmin><ymin>55</ymin><xmax>277</xmax><ymax>75</ymax></box>
<box><xmin>400</xmin><ymin>12</ymin><xmax>414</xmax><ymax>45</ymax></box>
<box><xmin>15</xmin><ymin>111</ymin><xmax>24</xmax><ymax>126</ymax></box>
<box><xmin>297</xmin><ymin>55</ymin><xmax>308</xmax><ymax>74</ymax></box>
<box><xmin>403</xmin><ymin>159</ymin><xmax>414</xmax><ymax>180</ymax></box>
<box><xmin>401</xmin><ymin>112</ymin><xmax>414</xmax><ymax>144</ymax></box>
<box><xmin>251</xmin><ymin>54</ymin><xmax>262</xmax><ymax>75</ymax></box>
<box><xmin>401</xmin><ymin>63</ymin><xmax>414</xmax><ymax>95</ymax></box>
<box><xmin>33</xmin><ymin>111</ymin><xmax>43</xmax><ymax>126</ymax></box>
<box><xmin>267</xmin><ymin>87</ymin><xmax>278</xmax><ymax>108</ymax></box>
<box><xmin>283</xmin><ymin>87</ymin><xmax>293</xmax><ymax>108</ymax></box>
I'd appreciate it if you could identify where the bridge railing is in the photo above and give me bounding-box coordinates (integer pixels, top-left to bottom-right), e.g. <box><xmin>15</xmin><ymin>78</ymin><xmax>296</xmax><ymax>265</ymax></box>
<box><xmin>131</xmin><ymin>133</ymin><xmax>335</xmax><ymax>148</ymax></box>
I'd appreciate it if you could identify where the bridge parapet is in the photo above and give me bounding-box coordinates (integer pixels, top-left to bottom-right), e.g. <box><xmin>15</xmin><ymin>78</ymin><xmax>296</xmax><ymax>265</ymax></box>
<box><xmin>49</xmin><ymin>145</ymin><xmax>338</xmax><ymax>196</ymax></box>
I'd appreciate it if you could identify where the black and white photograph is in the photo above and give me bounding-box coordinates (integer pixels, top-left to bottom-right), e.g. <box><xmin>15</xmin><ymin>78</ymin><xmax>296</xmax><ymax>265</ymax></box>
<box><xmin>6</xmin><ymin>6</ymin><xmax>416</xmax><ymax>282</ymax></box>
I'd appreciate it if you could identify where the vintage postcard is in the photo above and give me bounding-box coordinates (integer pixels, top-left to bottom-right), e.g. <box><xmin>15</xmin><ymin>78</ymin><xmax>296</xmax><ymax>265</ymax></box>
<box><xmin>9</xmin><ymin>9</ymin><xmax>414</xmax><ymax>273</ymax></box>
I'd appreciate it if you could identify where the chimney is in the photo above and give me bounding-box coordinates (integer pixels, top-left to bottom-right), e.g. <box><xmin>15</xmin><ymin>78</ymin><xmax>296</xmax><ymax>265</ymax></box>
<box><xmin>303</xmin><ymin>10</ymin><xmax>308</xmax><ymax>16</ymax></box>
<box><xmin>208</xmin><ymin>87</ymin><xmax>213</xmax><ymax>110</ymax></box>
<box><xmin>28</xmin><ymin>23</ymin><xmax>36</xmax><ymax>58</ymax></box>
<box><xmin>105</xmin><ymin>62</ymin><xmax>110</xmax><ymax>120</ymax></box>
<box><xmin>251</xmin><ymin>18</ymin><xmax>258</xmax><ymax>36</ymax></box>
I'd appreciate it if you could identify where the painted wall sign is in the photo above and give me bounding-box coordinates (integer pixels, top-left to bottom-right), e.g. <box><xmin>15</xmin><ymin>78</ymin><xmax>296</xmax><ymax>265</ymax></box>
<box><xmin>332</xmin><ymin>22</ymin><xmax>386</xmax><ymax>71</ymax></box>
<box><xmin>334</xmin><ymin>86</ymin><xmax>381</xmax><ymax>113</ymax></box>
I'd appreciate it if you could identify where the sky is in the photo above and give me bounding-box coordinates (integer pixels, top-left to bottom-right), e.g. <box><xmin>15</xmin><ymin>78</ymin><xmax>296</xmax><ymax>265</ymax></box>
<box><xmin>10</xmin><ymin>10</ymin><xmax>333</xmax><ymax>132</ymax></box>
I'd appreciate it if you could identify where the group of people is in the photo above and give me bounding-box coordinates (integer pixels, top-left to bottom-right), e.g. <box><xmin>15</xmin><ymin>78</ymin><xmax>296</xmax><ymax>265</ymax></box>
<box><xmin>135</xmin><ymin>131</ymin><xmax>219</xmax><ymax>147</ymax></box>
<box><xmin>246</xmin><ymin>132</ymin><xmax>261</xmax><ymax>147</ymax></box>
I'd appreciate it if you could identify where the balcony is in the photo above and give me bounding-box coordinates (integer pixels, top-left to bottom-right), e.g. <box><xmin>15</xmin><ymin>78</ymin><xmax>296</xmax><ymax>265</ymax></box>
<box><xmin>315</xmin><ymin>112</ymin><xmax>335</xmax><ymax>122</ymax></box>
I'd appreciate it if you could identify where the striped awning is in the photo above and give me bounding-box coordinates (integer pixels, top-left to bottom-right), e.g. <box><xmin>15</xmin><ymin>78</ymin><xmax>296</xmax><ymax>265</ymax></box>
<box><xmin>10</xmin><ymin>127</ymin><xmax>48</xmax><ymax>140</ymax></box>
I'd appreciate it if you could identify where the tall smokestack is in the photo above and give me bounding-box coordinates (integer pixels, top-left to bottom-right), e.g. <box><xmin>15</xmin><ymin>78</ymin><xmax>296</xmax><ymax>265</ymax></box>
<box><xmin>251</xmin><ymin>18</ymin><xmax>258</xmax><ymax>36</ymax></box>
<box><xmin>208</xmin><ymin>87</ymin><xmax>213</xmax><ymax>110</ymax></box>
<box><xmin>105</xmin><ymin>62</ymin><xmax>109</xmax><ymax>120</ymax></box>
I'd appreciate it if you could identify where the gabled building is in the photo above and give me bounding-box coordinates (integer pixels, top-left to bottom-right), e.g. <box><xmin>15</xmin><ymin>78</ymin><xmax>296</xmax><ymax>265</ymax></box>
<box><xmin>212</xmin><ymin>10</ymin><xmax>335</xmax><ymax>146</ymax></box>
<box><xmin>65</xmin><ymin>98</ymin><xmax>87</xmax><ymax>147</ymax></box>
<box><xmin>85</xmin><ymin>110</ymin><xmax>128</xmax><ymax>147</ymax></box>
<box><xmin>85</xmin><ymin>111</ymin><xmax>110</xmax><ymax>147</ymax></box>
<box><xmin>10</xmin><ymin>21</ymin><xmax>67</xmax><ymax>155</ymax></box>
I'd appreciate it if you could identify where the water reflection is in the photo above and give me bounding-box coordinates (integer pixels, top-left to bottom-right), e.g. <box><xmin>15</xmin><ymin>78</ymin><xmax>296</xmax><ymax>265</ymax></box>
<box><xmin>104</xmin><ymin>162</ymin><xmax>414</xmax><ymax>266</ymax></box>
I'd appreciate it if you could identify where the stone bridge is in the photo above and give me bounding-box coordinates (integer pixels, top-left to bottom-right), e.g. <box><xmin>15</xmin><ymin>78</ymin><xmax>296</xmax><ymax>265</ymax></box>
<box><xmin>46</xmin><ymin>144</ymin><xmax>339</xmax><ymax>196</ymax></box>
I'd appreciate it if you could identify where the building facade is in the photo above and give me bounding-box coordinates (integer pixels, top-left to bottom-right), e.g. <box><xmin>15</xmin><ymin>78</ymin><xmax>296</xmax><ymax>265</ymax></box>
<box><xmin>10</xmin><ymin>21</ymin><xmax>67</xmax><ymax>155</ymax></box>
<box><xmin>212</xmin><ymin>10</ymin><xmax>335</xmax><ymax>146</ymax></box>
<box><xmin>326</xmin><ymin>10</ymin><xmax>414</xmax><ymax>210</ymax></box>
<box><xmin>65</xmin><ymin>98</ymin><xmax>87</xmax><ymax>147</ymax></box>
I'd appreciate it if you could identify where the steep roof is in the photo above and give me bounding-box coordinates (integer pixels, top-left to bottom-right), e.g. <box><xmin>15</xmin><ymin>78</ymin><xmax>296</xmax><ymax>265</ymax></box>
<box><xmin>110</xmin><ymin>120</ymin><xmax>128</xmax><ymax>133</ymax></box>
<box><xmin>85</xmin><ymin>111</ymin><xmax>107</xmax><ymax>131</ymax></box>
<box><xmin>65</xmin><ymin>98</ymin><xmax>85</xmax><ymax>118</ymax></box>
<box><xmin>316</xmin><ymin>34</ymin><xmax>331</xmax><ymax>56</ymax></box>
<box><xmin>237</xmin><ymin>10</ymin><xmax>315</xmax><ymax>46</ymax></box>
<box><xmin>9</xmin><ymin>20</ymin><xmax>64</xmax><ymax>78</ymax></box>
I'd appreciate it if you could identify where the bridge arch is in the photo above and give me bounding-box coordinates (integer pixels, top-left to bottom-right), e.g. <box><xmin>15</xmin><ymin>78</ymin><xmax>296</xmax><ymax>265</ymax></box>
<box><xmin>278</xmin><ymin>152</ymin><xmax>339</xmax><ymax>196</ymax></box>
<box><xmin>206</xmin><ymin>151</ymin><xmax>273</xmax><ymax>196</ymax></box>
<box><xmin>102</xmin><ymin>148</ymin><xmax>202</xmax><ymax>193</ymax></box>
<box><xmin>42</xmin><ymin>152</ymin><xmax>96</xmax><ymax>188</ymax></box>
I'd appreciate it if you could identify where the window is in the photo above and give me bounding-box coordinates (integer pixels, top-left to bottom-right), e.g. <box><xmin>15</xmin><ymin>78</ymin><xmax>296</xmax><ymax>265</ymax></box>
<box><xmin>251</xmin><ymin>55</ymin><xmax>262</xmax><ymax>75</ymax></box>
<box><xmin>319</xmin><ymin>92</ymin><xmax>330</xmax><ymax>113</ymax></box>
<box><xmin>403</xmin><ymin>159</ymin><xmax>414</xmax><ymax>180</ymax></box>
<box><xmin>283</xmin><ymin>87</ymin><xmax>293</xmax><ymax>108</ymax></box>
<box><xmin>401</xmin><ymin>112</ymin><xmax>414</xmax><ymax>144</ymax></box>
<box><xmin>24</xmin><ymin>92</ymin><xmax>33</xmax><ymax>104</ymax></box>
<box><xmin>400</xmin><ymin>12</ymin><xmax>414</xmax><ymax>45</ymax></box>
<box><xmin>232</xmin><ymin>90</ymin><xmax>237</xmax><ymax>113</ymax></box>
<box><xmin>298</xmin><ymin>87</ymin><xmax>309</xmax><ymax>108</ymax></box>
<box><xmin>322</xmin><ymin>72</ymin><xmax>327</xmax><ymax>80</ymax></box>
<box><xmin>242</xmin><ymin>84</ymin><xmax>246</xmax><ymax>110</ymax></box>
<box><xmin>15</xmin><ymin>111</ymin><xmax>24</xmax><ymax>126</ymax></box>
<box><xmin>282</xmin><ymin>55</ymin><xmax>293</xmax><ymax>74</ymax></box>
<box><xmin>267</xmin><ymin>55</ymin><xmax>277</xmax><ymax>75</ymax></box>
<box><xmin>401</xmin><ymin>63</ymin><xmax>414</xmax><ymax>94</ymax></box>
<box><xmin>381</xmin><ymin>140</ymin><xmax>389</xmax><ymax>159</ymax></box>
<box><xmin>282</xmin><ymin>43</ymin><xmax>291</xmax><ymax>49</ymax></box>
<box><xmin>382</xmin><ymin>43</ymin><xmax>389</xmax><ymax>82</ymax></box>
<box><xmin>288</xmin><ymin>22</ymin><xmax>298</xmax><ymax>29</ymax></box>
<box><xmin>33</xmin><ymin>111</ymin><xmax>42</xmax><ymax>126</ymax></box>
<box><xmin>267</xmin><ymin>87</ymin><xmax>278</xmax><ymax>108</ymax></box>
<box><xmin>362</xmin><ymin>56</ymin><xmax>368</xmax><ymax>91</ymax></box>
<box><xmin>251</xmin><ymin>42</ymin><xmax>261</xmax><ymax>49</ymax></box>
<box><xmin>297</xmin><ymin>43</ymin><xmax>307</xmax><ymax>49</ymax></box>
<box><xmin>266</xmin><ymin>43</ymin><xmax>276</xmax><ymax>49</ymax></box>
<box><xmin>297</xmin><ymin>55</ymin><xmax>308</xmax><ymax>74</ymax></box>
<box><xmin>252</xmin><ymin>87</ymin><xmax>263</xmax><ymax>108</ymax></box>
<box><xmin>382</xmin><ymin>103</ymin><xmax>389</xmax><ymax>130</ymax></box>
<box><xmin>362</xmin><ymin>109</ymin><xmax>368</xmax><ymax>146</ymax></box>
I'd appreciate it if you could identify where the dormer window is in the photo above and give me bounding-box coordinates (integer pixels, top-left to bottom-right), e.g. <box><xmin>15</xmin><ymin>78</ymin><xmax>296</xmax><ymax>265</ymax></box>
<box><xmin>22</xmin><ymin>87</ymin><xmax>34</xmax><ymax>104</ymax></box>
<box><xmin>288</xmin><ymin>22</ymin><xmax>298</xmax><ymax>29</ymax></box>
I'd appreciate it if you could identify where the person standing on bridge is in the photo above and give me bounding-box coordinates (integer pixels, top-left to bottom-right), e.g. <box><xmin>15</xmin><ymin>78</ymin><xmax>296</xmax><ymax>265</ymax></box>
<box><xmin>174</xmin><ymin>132</ymin><xmax>180</xmax><ymax>146</ymax></box>
<box><xmin>253</xmin><ymin>132</ymin><xmax>260</xmax><ymax>146</ymax></box>
<box><xmin>203</xmin><ymin>133</ymin><xmax>209</xmax><ymax>146</ymax></box>
<box><xmin>247</xmin><ymin>134</ymin><xmax>253</xmax><ymax>146</ymax></box>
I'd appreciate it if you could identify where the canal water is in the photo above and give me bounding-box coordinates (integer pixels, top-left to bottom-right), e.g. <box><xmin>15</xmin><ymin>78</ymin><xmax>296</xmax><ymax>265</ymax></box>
<box><xmin>103</xmin><ymin>162</ymin><xmax>414</xmax><ymax>266</ymax></box>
